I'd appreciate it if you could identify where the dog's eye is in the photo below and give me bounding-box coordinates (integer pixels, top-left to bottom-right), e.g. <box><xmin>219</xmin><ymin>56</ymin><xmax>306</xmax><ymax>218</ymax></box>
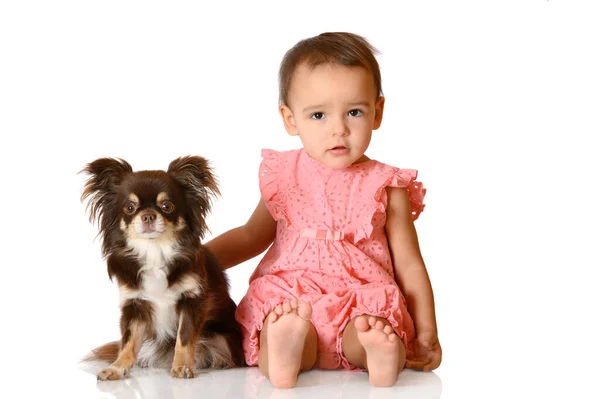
<box><xmin>124</xmin><ymin>203</ymin><xmax>137</xmax><ymax>215</ymax></box>
<box><xmin>161</xmin><ymin>201</ymin><xmax>175</xmax><ymax>213</ymax></box>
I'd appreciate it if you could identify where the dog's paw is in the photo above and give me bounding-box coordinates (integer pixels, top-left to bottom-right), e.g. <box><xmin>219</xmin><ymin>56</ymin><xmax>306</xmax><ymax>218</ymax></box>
<box><xmin>97</xmin><ymin>366</ymin><xmax>129</xmax><ymax>381</ymax></box>
<box><xmin>170</xmin><ymin>365</ymin><xmax>195</xmax><ymax>379</ymax></box>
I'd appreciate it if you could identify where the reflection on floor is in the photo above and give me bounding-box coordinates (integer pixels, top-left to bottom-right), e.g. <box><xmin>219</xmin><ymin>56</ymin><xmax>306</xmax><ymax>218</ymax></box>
<box><xmin>77</xmin><ymin>362</ymin><xmax>442</xmax><ymax>399</ymax></box>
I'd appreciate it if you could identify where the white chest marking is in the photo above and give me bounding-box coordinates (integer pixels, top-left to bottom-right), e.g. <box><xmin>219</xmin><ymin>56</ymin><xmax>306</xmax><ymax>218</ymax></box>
<box><xmin>118</xmin><ymin>239</ymin><xmax>201</xmax><ymax>342</ymax></box>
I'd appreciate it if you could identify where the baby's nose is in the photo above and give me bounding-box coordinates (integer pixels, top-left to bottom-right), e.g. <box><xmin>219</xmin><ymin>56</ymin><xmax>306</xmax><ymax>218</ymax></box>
<box><xmin>331</xmin><ymin>116</ymin><xmax>349</xmax><ymax>136</ymax></box>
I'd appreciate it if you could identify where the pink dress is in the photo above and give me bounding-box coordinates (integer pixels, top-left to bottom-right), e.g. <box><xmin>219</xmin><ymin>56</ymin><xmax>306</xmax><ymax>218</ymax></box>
<box><xmin>235</xmin><ymin>149</ymin><xmax>426</xmax><ymax>369</ymax></box>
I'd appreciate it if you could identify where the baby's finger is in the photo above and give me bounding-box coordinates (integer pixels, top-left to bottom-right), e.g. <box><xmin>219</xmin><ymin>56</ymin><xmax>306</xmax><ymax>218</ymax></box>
<box><xmin>422</xmin><ymin>360</ymin><xmax>434</xmax><ymax>371</ymax></box>
<box><xmin>405</xmin><ymin>358</ymin><xmax>428</xmax><ymax>370</ymax></box>
<box><xmin>422</xmin><ymin>351</ymin><xmax>441</xmax><ymax>371</ymax></box>
<box><xmin>427</xmin><ymin>353</ymin><xmax>442</xmax><ymax>371</ymax></box>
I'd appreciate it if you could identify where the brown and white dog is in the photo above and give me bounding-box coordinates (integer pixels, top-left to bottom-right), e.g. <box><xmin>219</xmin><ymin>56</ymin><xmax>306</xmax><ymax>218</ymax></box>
<box><xmin>81</xmin><ymin>156</ymin><xmax>243</xmax><ymax>380</ymax></box>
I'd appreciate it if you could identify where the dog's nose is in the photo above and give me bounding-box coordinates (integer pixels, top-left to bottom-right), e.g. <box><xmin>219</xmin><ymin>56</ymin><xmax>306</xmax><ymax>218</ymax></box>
<box><xmin>142</xmin><ymin>212</ymin><xmax>156</xmax><ymax>224</ymax></box>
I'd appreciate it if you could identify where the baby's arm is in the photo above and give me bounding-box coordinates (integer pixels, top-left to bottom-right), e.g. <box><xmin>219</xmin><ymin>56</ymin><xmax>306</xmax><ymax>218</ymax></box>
<box><xmin>206</xmin><ymin>198</ymin><xmax>277</xmax><ymax>270</ymax></box>
<box><xmin>385</xmin><ymin>187</ymin><xmax>441</xmax><ymax>370</ymax></box>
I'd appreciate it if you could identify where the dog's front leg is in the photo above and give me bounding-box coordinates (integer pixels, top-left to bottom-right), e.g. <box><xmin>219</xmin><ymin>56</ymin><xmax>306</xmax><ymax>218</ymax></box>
<box><xmin>98</xmin><ymin>299</ymin><xmax>153</xmax><ymax>381</ymax></box>
<box><xmin>171</xmin><ymin>297</ymin><xmax>205</xmax><ymax>378</ymax></box>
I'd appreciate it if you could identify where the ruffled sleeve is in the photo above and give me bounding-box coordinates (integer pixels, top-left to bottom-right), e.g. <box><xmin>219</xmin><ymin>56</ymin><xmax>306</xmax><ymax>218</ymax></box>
<box><xmin>354</xmin><ymin>166</ymin><xmax>426</xmax><ymax>243</ymax></box>
<box><xmin>259</xmin><ymin>149</ymin><xmax>289</xmax><ymax>224</ymax></box>
<box><xmin>384</xmin><ymin>168</ymin><xmax>426</xmax><ymax>220</ymax></box>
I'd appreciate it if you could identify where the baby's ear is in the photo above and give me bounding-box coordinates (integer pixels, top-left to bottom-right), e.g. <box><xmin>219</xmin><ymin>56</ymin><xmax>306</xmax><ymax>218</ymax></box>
<box><xmin>167</xmin><ymin>156</ymin><xmax>220</xmax><ymax>239</ymax></box>
<box><xmin>373</xmin><ymin>96</ymin><xmax>385</xmax><ymax>130</ymax></box>
<box><xmin>279</xmin><ymin>105</ymin><xmax>298</xmax><ymax>136</ymax></box>
<box><xmin>80</xmin><ymin>158</ymin><xmax>132</xmax><ymax>225</ymax></box>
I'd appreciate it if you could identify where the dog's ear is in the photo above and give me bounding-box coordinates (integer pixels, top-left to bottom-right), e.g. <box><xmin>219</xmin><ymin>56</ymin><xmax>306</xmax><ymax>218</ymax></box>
<box><xmin>167</xmin><ymin>156</ymin><xmax>220</xmax><ymax>239</ymax></box>
<box><xmin>80</xmin><ymin>158</ymin><xmax>133</xmax><ymax>228</ymax></box>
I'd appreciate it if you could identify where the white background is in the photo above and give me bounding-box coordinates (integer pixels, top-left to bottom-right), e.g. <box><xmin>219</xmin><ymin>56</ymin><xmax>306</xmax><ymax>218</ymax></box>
<box><xmin>1</xmin><ymin>1</ymin><xmax>598</xmax><ymax>398</ymax></box>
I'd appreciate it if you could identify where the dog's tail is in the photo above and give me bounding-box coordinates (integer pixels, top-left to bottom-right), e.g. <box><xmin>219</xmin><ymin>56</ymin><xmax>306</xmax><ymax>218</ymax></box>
<box><xmin>81</xmin><ymin>341</ymin><xmax>120</xmax><ymax>363</ymax></box>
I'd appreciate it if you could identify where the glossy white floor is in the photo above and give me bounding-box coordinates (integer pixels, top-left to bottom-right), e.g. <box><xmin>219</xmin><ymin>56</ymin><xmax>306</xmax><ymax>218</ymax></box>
<box><xmin>72</xmin><ymin>363</ymin><xmax>442</xmax><ymax>399</ymax></box>
<box><xmin>34</xmin><ymin>342</ymin><xmax>596</xmax><ymax>399</ymax></box>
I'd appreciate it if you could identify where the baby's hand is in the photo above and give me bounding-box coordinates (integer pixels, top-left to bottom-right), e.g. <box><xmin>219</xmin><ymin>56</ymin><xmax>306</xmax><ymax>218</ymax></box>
<box><xmin>405</xmin><ymin>331</ymin><xmax>442</xmax><ymax>371</ymax></box>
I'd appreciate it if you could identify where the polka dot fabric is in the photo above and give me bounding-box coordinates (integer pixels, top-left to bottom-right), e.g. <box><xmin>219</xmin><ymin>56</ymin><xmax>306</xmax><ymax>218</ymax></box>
<box><xmin>235</xmin><ymin>149</ymin><xmax>426</xmax><ymax>369</ymax></box>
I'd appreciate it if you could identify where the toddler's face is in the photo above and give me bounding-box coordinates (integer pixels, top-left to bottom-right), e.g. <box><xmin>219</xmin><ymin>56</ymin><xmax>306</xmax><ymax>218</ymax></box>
<box><xmin>280</xmin><ymin>63</ymin><xmax>384</xmax><ymax>169</ymax></box>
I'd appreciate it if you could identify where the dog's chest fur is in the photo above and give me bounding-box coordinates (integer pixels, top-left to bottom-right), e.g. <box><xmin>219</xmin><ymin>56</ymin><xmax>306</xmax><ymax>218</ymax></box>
<box><xmin>118</xmin><ymin>239</ymin><xmax>201</xmax><ymax>342</ymax></box>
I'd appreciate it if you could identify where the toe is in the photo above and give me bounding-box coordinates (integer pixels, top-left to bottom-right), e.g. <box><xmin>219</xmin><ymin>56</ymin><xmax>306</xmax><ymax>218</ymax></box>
<box><xmin>268</xmin><ymin>311</ymin><xmax>278</xmax><ymax>324</ymax></box>
<box><xmin>185</xmin><ymin>367</ymin><xmax>195</xmax><ymax>378</ymax></box>
<box><xmin>297</xmin><ymin>301</ymin><xmax>312</xmax><ymax>321</ymax></box>
<box><xmin>354</xmin><ymin>315</ymin><xmax>370</xmax><ymax>332</ymax></box>
<box><xmin>274</xmin><ymin>304</ymin><xmax>283</xmax><ymax>316</ymax></box>
<box><xmin>368</xmin><ymin>316</ymin><xmax>377</xmax><ymax>328</ymax></box>
<box><xmin>283</xmin><ymin>301</ymin><xmax>292</xmax><ymax>313</ymax></box>
<box><xmin>375</xmin><ymin>320</ymin><xmax>385</xmax><ymax>330</ymax></box>
<box><xmin>290</xmin><ymin>299</ymin><xmax>299</xmax><ymax>310</ymax></box>
<box><xmin>383</xmin><ymin>325</ymin><xmax>394</xmax><ymax>335</ymax></box>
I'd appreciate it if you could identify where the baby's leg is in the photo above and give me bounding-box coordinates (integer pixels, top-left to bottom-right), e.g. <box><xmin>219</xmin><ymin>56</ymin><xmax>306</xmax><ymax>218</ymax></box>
<box><xmin>342</xmin><ymin>315</ymin><xmax>406</xmax><ymax>387</ymax></box>
<box><xmin>258</xmin><ymin>299</ymin><xmax>316</xmax><ymax>388</ymax></box>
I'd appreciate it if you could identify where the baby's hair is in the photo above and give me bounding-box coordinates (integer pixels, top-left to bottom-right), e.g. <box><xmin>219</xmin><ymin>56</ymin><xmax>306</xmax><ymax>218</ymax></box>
<box><xmin>278</xmin><ymin>32</ymin><xmax>382</xmax><ymax>106</ymax></box>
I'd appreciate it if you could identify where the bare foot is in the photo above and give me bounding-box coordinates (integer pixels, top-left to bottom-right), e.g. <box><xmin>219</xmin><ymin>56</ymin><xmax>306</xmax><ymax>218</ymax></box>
<box><xmin>355</xmin><ymin>316</ymin><xmax>404</xmax><ymax>387</ymax></box>
<box><xmin>265</xmin><ymin>299</ymin><xmax>312</xmax><ymax>388</ymax></box>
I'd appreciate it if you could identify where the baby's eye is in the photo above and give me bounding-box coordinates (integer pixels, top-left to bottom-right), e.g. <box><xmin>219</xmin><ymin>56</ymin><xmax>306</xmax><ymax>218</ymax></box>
<box><xmin>311</xmin><ymin>112</ymin><xmax>325</xmax><ymax>120</ymax></box>
<box><xmin>348</xmin><ymin>109</ymin><xmax>363</xmax><ymax>117</ymax></box>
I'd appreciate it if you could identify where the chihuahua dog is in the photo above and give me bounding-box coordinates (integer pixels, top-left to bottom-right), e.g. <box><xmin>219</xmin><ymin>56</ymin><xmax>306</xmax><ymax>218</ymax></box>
<box><xmin>81</xmin><ymin>156</ymin><xmax>243</xmax><ymax>380</ymax></box>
